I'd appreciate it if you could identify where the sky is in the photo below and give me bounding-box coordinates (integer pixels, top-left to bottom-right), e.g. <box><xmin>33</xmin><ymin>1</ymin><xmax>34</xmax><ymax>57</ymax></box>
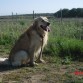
<box><xmin>0</xmin><ymin>0</ymin><xmax>83</xmax><ymax>16</ymax></box>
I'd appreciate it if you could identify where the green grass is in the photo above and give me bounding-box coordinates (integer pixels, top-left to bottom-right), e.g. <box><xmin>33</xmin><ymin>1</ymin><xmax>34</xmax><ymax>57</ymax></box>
<box><xmin>0</xmin><ymin>18</ymin><xmax>83</xmax><ymax>60</ymax></box>
<box><xmin>50</xmin><ymin>18</ymin><xmax>83</xmax><ymax>39</ymax></box>
<box><xmin>0</xmin><ymin>17</ymin><xmax>83</xmax><ymax>83</ymax></box>
<box><xmin>45</xmin><ymin>37</ymin><xmax>83</xmax><ymax>61</ymax></box>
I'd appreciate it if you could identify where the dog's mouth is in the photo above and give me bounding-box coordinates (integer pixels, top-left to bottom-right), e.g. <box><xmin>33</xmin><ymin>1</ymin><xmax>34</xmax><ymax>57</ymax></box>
<box><xmin>40</xmin><ymin>25</ymin><xmax>50</xmax><ymax>32</ymax></box>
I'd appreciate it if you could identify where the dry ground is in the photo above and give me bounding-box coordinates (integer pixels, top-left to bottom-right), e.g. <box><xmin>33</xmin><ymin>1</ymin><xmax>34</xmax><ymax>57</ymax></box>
<box><xmin>0</xmin><ymin>56</ymin><xmax>83</xmax><ymax>83</ymax></box>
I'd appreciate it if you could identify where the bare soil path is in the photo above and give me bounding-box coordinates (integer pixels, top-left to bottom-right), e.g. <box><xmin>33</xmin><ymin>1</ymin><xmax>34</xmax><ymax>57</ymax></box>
<box><xmin>0</xmin><ymin>59</ymin><xmax>83</xmax><ymax>83</ymax></box>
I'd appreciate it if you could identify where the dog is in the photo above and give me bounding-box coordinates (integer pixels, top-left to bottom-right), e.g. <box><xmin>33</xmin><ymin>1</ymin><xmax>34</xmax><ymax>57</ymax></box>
<box><xmin>0</xmin><ymin>16</ymin><xmax>50</xmax><ymax>67</ymax></box>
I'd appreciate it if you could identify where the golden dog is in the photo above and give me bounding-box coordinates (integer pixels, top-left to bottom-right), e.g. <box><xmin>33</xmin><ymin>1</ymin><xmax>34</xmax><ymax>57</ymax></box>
<box><xmin>0</xmin><ymin>16</ymin><xmax>50</xmax><ymax>67</ymax></box>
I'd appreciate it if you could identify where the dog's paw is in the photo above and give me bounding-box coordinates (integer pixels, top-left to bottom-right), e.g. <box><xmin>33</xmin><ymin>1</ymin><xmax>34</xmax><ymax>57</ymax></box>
<box><xmin>28</xmin><ymin>62</ymin><xmax>38</xmax><ymax>67</ymax></box>
<box><xmin>36</xmin><ymin>59</ymin><xmax>46</xmax><ymax>63</ymax></box>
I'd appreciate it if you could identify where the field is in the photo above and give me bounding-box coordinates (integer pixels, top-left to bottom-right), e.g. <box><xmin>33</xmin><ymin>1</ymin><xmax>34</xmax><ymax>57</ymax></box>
<box><xmin>0</xmin><ymin>17</ymin><xmax>83</xmax><ymax>83</ymax></box>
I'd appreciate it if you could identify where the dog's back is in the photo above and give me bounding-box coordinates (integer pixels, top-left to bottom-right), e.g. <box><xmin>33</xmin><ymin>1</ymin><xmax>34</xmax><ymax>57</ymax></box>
<box><xmin>0</xmin><ymin>16</ymin><xmax>50</xmax><ymax>67</ymax></box>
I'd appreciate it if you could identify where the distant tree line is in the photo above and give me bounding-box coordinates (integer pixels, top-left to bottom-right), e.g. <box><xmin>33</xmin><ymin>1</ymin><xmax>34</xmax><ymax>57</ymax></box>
<box><xmin>54</xmin><ymin>8</ymin><xmax>83</xmax><ymax>18</ymax></box>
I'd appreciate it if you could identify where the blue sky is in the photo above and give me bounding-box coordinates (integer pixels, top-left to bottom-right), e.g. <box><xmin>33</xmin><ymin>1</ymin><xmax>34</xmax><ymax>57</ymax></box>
<box><xmin>0</xmin><ymin>0</ymin><xmax>83</xmax><ymax>16</ymax></box>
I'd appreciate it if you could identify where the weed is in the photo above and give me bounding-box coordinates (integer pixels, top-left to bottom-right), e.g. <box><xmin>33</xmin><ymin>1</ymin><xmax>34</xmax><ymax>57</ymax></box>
<box><xmin>45</xmin><ymin>37</ymin><xmax>83</xmax><ymax>61</ymax></box>
<box><xmin>0</xmin><ymin>18</ymin><xmax>83</xmax><ymax>61</ymax></box>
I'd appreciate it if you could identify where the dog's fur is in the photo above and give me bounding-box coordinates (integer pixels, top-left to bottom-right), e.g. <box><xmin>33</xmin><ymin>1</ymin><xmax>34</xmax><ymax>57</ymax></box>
<box><xmin>0</xmin><ymin>16</ymin><xmax>50</xmax><ymax>67</ymax></box>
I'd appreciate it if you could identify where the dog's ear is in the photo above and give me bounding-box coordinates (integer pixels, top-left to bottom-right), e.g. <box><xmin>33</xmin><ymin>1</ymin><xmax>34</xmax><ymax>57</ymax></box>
<box><xmin>33</xmin><ymin>18</ymin><xmax>38</xmax><ymax>27</ymax></box>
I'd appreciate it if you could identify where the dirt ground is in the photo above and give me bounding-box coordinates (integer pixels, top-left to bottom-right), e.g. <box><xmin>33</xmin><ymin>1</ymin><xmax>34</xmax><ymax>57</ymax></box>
<box><xmin>0</xmin><ymin>57</ymin><xmax>83</xmax><ymax>83</ymax></box>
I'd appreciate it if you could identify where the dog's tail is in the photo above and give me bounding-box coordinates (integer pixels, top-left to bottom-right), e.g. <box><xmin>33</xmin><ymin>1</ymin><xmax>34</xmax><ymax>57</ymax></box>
<box><xmin>0</xmin><ymin>58</ymin><xmax>11</xmax><ymax>66</ymax></box>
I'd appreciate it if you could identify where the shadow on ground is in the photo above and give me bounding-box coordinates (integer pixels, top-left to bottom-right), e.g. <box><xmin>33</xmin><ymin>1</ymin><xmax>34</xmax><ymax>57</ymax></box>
<box><xmin>0</xmin><ymin>65</ymin><xmax>21</xmax><ymax>72</ymax></box>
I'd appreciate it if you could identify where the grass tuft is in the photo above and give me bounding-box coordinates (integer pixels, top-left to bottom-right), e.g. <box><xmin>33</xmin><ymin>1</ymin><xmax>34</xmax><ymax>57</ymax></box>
<box><xmin>45</xmin><ymin>37</ymin><xmax>83</xmax><ymax>61</ymax></box>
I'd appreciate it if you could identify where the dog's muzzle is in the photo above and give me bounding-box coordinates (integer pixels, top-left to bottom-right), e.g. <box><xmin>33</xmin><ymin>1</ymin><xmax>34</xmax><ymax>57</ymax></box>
<box><xmin>40</xmin><ymin>22</ymin><xmax>50</xmax><ymax>32</ymax></box>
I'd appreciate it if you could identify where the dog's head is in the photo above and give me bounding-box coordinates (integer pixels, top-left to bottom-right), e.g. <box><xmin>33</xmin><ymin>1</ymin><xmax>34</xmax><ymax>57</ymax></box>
<box><xmin>33</xmin><ymin>16</ymin><xmax>50</xmax><ymax>32</ymax></box>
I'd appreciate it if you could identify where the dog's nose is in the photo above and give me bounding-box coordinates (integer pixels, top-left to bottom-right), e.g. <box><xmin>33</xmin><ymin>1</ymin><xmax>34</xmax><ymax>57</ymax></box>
<box><xmin>47</xmin><ymin>22</ymin><xmax>50</xmax><ymax>26</ymax></box>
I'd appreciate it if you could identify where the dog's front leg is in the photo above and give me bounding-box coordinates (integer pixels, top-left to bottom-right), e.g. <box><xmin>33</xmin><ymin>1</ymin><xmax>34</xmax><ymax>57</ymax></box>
<box><xmin>36</xmin><ymin>49</ymin><xmax>45</xmax><ymax>63</ymax></box>
<box><xmin>29</xmin><ymin>53</ymin><xmax>35</xmax><ymax>67</ymax></box>
<box><xmin>29</xmin><ymin>50</ymin><xmax>38</xmax><ymax>67</ymax></box>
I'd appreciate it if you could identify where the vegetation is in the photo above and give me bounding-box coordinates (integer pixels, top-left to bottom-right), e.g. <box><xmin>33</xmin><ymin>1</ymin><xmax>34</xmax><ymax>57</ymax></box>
<box><xmin>0</xmin><ymin>18</ymin><xmax>83</xmax><ymax>60</ymax></box>
<box><xmin>54</xmin><ymin>8</ymin><xmax>83</xmax><ymax>18</ymax></box>
<box><xmin>0</xmin><ymin>17</ymin><xmax>83</xmax><ymax>82</ymax></box>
